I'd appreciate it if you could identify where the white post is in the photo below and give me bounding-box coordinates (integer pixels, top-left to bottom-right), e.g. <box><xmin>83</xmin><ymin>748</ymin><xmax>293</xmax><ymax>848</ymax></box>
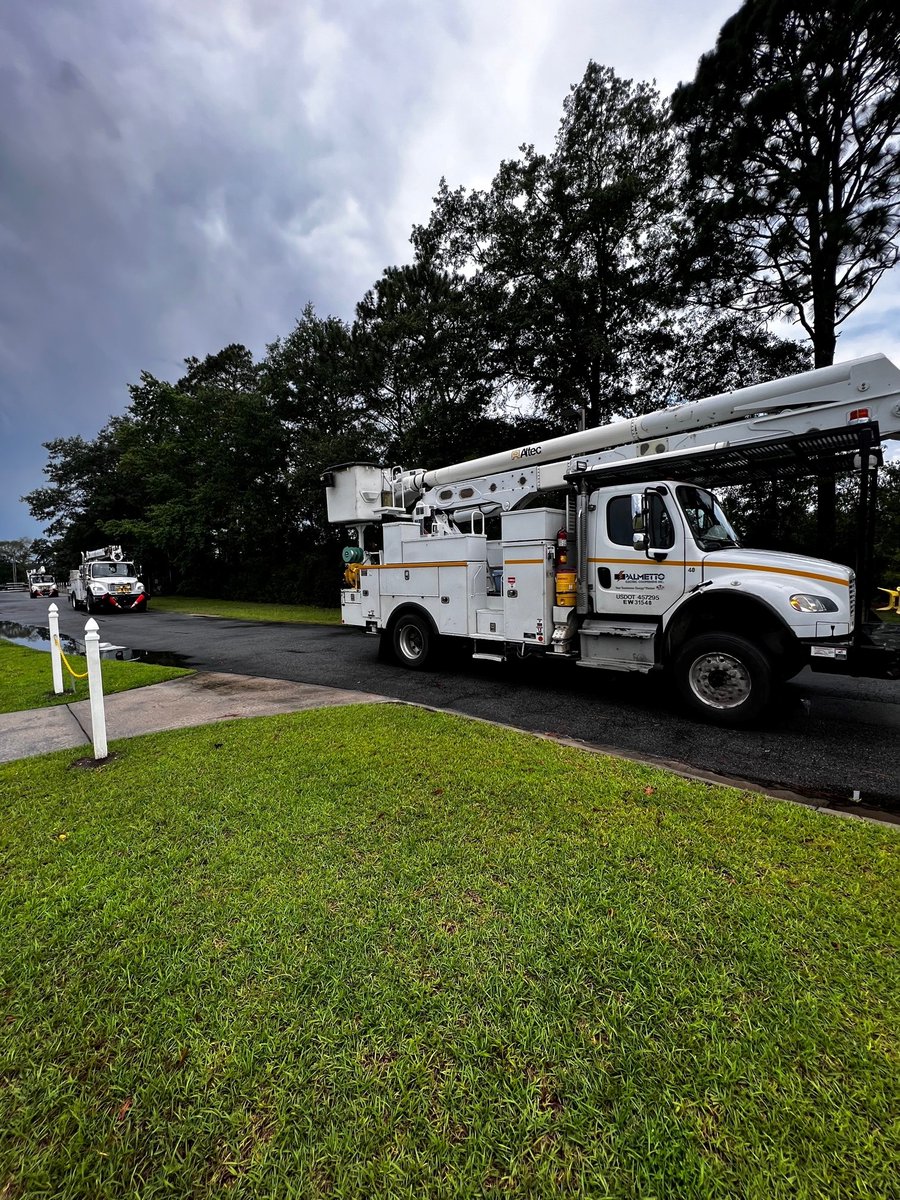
<box><xmin>48</xmin><ymin>603</ymin><xmax>64</xmax><ymax>695</ymax></box>
<box><xmin>84</xmin><ymin>617</ymin><xmax>108</xmax><ymax>760</ymax></box>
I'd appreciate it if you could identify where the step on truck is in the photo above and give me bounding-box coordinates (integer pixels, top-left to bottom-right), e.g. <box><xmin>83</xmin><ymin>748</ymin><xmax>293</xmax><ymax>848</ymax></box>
<box><xmin>69</xmin><ymin>546</ymin><xmax>149</xmax><ymax>613</ymax></box>
<box><xmin>323</xmin><ymin>354</ymin><xmax>900</xmax><ymax>725</ymax></box>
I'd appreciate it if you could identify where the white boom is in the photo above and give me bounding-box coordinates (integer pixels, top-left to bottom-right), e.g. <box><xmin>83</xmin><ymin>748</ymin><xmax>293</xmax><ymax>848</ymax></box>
<box><xmin>412</xmin><ymin>353</ymin><xmax>900</xmax><ymax>491</ymax></box>
<box><xmin>324</xmin><ymin>353</ymin><xmax>900</xmax><ymax>527</ymax></box>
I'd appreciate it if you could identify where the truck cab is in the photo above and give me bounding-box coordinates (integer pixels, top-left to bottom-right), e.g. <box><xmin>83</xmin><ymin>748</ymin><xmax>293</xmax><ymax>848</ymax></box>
<box><xmin>578</xmin><ymin>480</ymin><xmax>854</xmax><ymax>719</ymax></box>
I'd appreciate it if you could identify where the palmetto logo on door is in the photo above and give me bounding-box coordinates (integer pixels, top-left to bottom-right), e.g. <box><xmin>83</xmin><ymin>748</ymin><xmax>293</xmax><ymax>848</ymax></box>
<box><xmin>615</xmin><ymin>570</ymin><xmax>666</xmax><ymax>584</ymax></box>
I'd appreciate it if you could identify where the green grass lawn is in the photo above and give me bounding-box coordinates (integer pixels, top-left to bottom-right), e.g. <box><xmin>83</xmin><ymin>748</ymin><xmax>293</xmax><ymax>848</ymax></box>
<box><xmin>151</xmin><ymin>596</ymin><xmax>340</xmax><ymax>624</ymax></box>
<box><xmin>0</xmin><ymin>705</ymin><xmax>897</xmax><ymax>1199</ymax></box>
<box><xmin>0</xmin><ymin>638</ymin><xmax>193</xmax><ymax>715</ymax></box>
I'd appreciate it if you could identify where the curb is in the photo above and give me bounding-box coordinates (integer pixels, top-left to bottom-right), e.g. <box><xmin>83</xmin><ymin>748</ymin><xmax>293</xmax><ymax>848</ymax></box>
<box><xmin>389</xmin><ymin>699</ymin><xmax>900</xmax><ymax>830</ymax></box>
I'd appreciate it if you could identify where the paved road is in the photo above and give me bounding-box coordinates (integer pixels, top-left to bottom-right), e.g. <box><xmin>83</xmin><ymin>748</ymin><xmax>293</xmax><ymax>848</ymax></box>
<box><xmin>2</xmin><ymin>592</ymin><xmax>898</xmax><ymax>812</ymax></box>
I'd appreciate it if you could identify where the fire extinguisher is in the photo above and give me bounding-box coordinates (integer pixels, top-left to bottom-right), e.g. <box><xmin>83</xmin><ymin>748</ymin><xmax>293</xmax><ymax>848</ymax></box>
<box><xmin>555</xmin><ymin>527</ymin><xmax>568</xmax><ymax>570</ymax></box>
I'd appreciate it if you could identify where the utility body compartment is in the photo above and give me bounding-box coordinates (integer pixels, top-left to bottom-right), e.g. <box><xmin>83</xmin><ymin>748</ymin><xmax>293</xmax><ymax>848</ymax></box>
<box><xmin>341</xmin><ymin>507</ymin><xmax>564</xmax><ymax>649</ymax></box>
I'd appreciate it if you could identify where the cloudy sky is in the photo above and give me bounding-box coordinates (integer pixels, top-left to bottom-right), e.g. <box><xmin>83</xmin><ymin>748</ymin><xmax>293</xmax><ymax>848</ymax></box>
<box><xmin>2</xmin><ymin>0</ymin><xmax>899</xmax><ymax>541</ymax></box>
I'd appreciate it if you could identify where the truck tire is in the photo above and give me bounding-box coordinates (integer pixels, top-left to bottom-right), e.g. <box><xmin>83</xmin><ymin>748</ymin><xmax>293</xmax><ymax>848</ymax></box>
<box><xmin>392</xmin><ymin>612</ymin><xmax>436</xmax><ymax>670</ymax></box>
<box><xmin>69</xmin><ymin>592</ymin><xmax>79</xmax><ymax>611</ymax></box>
<box><xmin>673</xmin><ymin>632</ymin><xmax>773</xmax><ymax>726</ymax></box>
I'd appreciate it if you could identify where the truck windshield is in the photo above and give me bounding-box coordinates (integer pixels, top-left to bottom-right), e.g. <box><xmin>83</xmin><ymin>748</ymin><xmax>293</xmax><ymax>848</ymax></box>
<box><xmin>90</xmin><ymin>562</ymin><xmax>135</xmax><ymax>577</ymax></box>
<box><xmin>676</xmin><ymin>486</ymin><xmax>740</xmax><ymax>551</ymax></box>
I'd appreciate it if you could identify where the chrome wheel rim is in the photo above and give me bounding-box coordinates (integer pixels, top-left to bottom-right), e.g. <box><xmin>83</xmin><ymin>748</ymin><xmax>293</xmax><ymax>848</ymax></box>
<box><xmin>398</xmin><ymin>624</ymin><xmax>425</xmax><ymax>661</ymax></box>
<box><xmin>688</xmin><ymin>651</ymin><xmax>751</xmax><ymax>710</ymax></box>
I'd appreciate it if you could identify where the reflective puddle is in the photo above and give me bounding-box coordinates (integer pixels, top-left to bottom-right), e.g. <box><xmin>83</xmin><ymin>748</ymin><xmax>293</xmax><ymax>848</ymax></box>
<box><xmin>0</xmin><ymin>621</ymin><xmax>192</xmax><ymax>668</ymax></box>
<box><xmin>0</xmin><ymin>621</ymin><xmax>77</xmax><ymax>653</ymax></box>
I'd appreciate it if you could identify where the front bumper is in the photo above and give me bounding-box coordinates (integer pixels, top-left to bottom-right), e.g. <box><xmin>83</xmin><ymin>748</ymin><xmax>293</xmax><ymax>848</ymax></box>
<box><xmin>808</xmin><ymin>625</ymin><xmax>900</xmax><ymax>680</ymax></box>
<box><xmin>92</xmin><ymin>591</ymin><xmax>148</xmax><ymax>612</ymax></box>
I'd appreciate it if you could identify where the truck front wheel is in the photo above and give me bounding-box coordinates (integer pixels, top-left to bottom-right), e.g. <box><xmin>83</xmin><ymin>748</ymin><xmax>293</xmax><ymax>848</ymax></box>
<box><xmin>673</xmin><ymin>633</ymin><xmax>773</xmax><ymax>726</ymax></box>
<box><xmin>392</xmin><ymin>613</ymin><xmax>436</xmax><ymax>670</ymax></box>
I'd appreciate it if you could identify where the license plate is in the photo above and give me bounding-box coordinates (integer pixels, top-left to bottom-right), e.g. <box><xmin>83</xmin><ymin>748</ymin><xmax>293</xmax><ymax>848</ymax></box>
<box><xmin>810</xmin><ymin>646</ymin><xmax>848</xmax><ymax>660</ymax></box>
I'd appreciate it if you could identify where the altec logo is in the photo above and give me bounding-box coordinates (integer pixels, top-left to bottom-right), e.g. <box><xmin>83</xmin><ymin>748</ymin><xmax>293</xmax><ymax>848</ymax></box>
<box><xmin>615</xmin><ymin>571</ymin><xmax>666</xmax><ymax>583</ymax></box>
<box><xmin>511</xmin><ymin>445</ymin><xmax>542</xmax><ymax>461</ymax></box>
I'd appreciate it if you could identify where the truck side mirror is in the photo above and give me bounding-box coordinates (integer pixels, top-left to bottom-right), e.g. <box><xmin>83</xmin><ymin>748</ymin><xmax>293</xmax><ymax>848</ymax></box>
<box><xmin>638</xmin><ymin>485</ymin><xmax>670</xmax><ymax>560</ymax></box>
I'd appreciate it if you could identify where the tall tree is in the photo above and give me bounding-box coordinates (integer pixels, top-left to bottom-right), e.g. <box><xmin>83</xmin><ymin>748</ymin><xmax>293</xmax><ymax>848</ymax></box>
<box><xmin>265</xmin><ymin>302</ymin><xmax>374</xmax><ymax>491</ymax></box>
<box><xmin>638</xmin><ymin>309</ymin><xmax>811</xmax><ymax>406</ymax></box>
<box><xmin>119</xmin><ymin>344</ymin><xmax>290</xmax><ymax>595</ymax></box>
<box><xmin>0</xmin><ymin>538</ymin><xmax>33</xmax><ymax>586</ymax></box>
<box><xmin>23</xmin><ymin>345</ymin><xmax>299</xmax><ymax>598</ymax></box>
<box><xmin>22</xmin><ymin>425</ymin><xmax>137</xmax><ymax>576</ymax></box>
<box><xmin>672</xmin><ymin>0</ymin><xmax>900</xmax><ymax>369</ymax></box>
<box><xmin>264</xmin><ymin>305</ymin><xmax>376</xmax><ymax>599</ymax></box>
<box><xmin>414</xmin><ymin>63</ymin><xmax>677</xmax><ymax>430</ymax></box>
<box><xmin>352</xmin><ymin>262</ymin><xmax>505</xmax><ymax>467</ymax></box>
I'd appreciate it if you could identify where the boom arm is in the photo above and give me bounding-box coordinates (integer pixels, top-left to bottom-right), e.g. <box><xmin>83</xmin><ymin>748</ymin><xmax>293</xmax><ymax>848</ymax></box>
<box><xmin>324</xmin><ymin>354</ymin><xmax>900</xmax><ymax>524</ymax></box>
<box><xmin>421</xmin><ymin>354</ymin><xmax>900</xmax><ymax>484</ymax></box>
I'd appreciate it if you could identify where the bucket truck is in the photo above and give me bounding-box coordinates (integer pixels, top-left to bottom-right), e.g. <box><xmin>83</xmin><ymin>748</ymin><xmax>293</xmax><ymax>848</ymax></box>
<box><xmin>323</xmin><ymin>354</ymin><xmax>900</xmax><ymax>724</ymax></box>
<box><xmin>69</xmin><ymin>546</ymin><xmax>148</xmax><ymax>613</ymax></box>
<box><xmin>27</xmin><ymin>570</ymin><xmax>58</xmax><ymax>599</ymax></box>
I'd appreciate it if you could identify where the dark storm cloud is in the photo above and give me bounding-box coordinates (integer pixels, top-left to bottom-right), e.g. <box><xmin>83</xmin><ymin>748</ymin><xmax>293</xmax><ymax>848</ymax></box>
<box><xmin>0</xmin><ymin>0</ymin><xmax>436</xmax><ymax>537</ymax></box>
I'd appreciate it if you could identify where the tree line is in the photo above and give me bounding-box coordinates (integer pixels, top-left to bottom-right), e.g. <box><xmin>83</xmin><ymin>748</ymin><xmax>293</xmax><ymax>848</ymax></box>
<box><xmin>20</xmin><ymin>1</ymin><xmax>900</xmax><ymax>600</ymax></box>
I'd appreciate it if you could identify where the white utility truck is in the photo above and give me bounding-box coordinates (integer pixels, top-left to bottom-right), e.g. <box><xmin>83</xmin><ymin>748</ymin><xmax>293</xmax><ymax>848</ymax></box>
<box><xmin>324</xmin><ymin>354</ymin><xmax>900</xmax><ymax>724</ymax></box>
<box><xmin>27</xmin><ymin>570</ymin><xmax>58</xmax><ymax>599</ymax></box>
<box><xmin>68</xmin><ymin>546</ymin><xmax>148</xmax><ymax>613</ymax></box>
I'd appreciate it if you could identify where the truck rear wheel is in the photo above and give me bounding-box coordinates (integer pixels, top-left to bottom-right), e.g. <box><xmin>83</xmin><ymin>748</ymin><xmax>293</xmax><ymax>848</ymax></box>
<box><xmin>392</xmin><ymin>613</ymin><xmax>436</xmax><ymax>670</ymax></box>
<box><xmin>673</xmin><ymin>633</ymin><xmax>773</xmax><ymax>725</ymax></box>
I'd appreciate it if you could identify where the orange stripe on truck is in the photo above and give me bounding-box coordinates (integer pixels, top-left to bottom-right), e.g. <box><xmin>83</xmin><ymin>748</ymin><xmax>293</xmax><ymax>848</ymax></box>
<box><xmin>588</xmin><ymin>557</ymin><xmax>849</xmax><ymax>587</ymax></box>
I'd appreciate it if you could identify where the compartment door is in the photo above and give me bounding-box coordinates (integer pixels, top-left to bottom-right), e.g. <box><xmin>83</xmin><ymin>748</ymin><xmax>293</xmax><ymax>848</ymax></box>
<box><xmin>502</xmin><ymin>544</ymin><xmax>553</xmax><ymax>648</ymax></box>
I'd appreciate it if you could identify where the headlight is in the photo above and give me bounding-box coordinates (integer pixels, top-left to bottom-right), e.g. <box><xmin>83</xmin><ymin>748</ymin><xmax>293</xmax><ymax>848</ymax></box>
<box><xmin>90</xmin><ymin>585</ymin><xmax>108</xmax><ymax>595</ymax></box>
<box><xmin>790</xmin><ymin>593</ymin><xmax>838</xmax><ymax>613</ymax></box>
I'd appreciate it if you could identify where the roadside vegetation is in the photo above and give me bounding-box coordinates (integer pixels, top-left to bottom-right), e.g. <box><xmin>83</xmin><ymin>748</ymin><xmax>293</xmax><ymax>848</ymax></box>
<box><xmin>0</xmin><ymin>638</ymin><xmax>192</xmax><ymax>715</ymax></box>
<box><xmin>150</xmin><ymin>596</ymin><xmax>340</xmax><ymax>625</ymax></box>
<box><xmin>1</xmin><ymin>704</ymin><xmax>896</xmax><ymax>1198</ymax></box>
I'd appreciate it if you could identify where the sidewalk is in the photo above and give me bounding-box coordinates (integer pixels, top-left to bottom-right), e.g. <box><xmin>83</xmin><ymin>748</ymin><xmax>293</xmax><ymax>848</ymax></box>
<box><xmin>0</xmin><ymin>672</ymin><xmax>390</xmax><ymax>764</ymax></box>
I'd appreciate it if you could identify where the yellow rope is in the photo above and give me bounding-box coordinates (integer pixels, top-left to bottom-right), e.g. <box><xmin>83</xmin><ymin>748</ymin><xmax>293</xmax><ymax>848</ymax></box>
<box><xmin>55</xmin><ymin>636</ymin><xmax>89</xmax><ymax>679</ymax></box>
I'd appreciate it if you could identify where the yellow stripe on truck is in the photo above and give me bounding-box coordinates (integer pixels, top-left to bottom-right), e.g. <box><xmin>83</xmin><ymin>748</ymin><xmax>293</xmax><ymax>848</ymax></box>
<box><xmin>364</xmin><ymin>561</ymin><xmax>468</xmax><ymax>570</ymax></box>
<box><xmin>700</xmin><ymin>560</ymin><xmax>850</xmax><ymax>587</ymax></box>
<box><xmin>588</xmin><ymin>558</ymin><xmax>849</xmax><ymax>587</ymax></box>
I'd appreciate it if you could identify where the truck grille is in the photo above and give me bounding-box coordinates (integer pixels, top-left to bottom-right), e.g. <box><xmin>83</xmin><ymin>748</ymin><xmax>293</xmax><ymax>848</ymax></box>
<box><xmin>849</xmin><ymin>576</ymin><xmax>856</xmax><ymax>619</ymax></box>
